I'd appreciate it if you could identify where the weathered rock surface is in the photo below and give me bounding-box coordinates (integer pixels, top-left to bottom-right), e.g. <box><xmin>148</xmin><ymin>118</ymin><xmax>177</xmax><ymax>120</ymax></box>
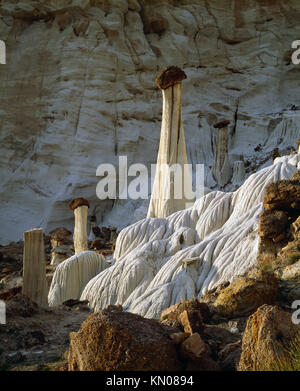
<box><xmin>49</xmin><ymin>227</ymin><xmax>72</xmax><ymax>248</ymax></box>
<box><xmin>258</xmin><ymin>210</ymin><xmax>288</xmax><ymax>240</ymax></box>
<box><xmin>0</xmin><ymin>0</ymin><xmax>300</xmax><ymax>244</ymax></box>
<box><xmin>202</xmin><ymin>269</ymin><xmax>278</xmax><ymax>319</ymax></box>
<box><xmin>160</xmin><ymin>298</ymin><xmax>209</xmax><ymax>332</ymax></box>
<box><xmin>68</xmin><ymin>305</ymin><xmax>182</xmax><ymax>371</ymax></box>
<box><xmin>258</xmin><ymin>174</ymin><xmax>300</xmax><ymax>273</ymax></box>
<box><xmin>263</xmin><ymin>179</ymin><xmax>300</xmax><ymax>212</ymax></box>
<box><xmin>180</xmin><ymin>332</ymin><xmax>207</xmax><ymax>359</ymax></box>
<box><xmin>238</xmin><ymin>304</ymin><xmax>299</xmax><ymax>371</ymax></box>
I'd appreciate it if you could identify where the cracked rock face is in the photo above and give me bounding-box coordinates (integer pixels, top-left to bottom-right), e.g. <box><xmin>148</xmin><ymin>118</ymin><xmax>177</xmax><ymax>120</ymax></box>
<box><xmin>0</xmin><ymin>0</ymin><xmax>300</xmax><ymax>244</ymax></box>
<box><xmin>237</xmin><ymin>304</ymin><xmax>299</xmax><ymax>371</ymax></box>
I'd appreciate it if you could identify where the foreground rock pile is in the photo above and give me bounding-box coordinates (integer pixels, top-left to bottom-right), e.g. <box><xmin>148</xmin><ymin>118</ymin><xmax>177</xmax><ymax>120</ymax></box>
<box><xmin>67</xmin><ymin>264</ymin><xmax>299</xmax><ymax>371</ymax></box>
<box><xmin>68</xmin><ymin>305</ymin><xmax>182</xmax><ymax>371</ymax></box>
<box><xmin>68</xmin><ymin>301</ymin><xmax>220</xmax><ymax>371</ymax></box>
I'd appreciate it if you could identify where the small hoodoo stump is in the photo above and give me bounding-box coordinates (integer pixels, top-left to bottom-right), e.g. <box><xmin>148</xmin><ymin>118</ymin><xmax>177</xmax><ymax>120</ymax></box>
<box><xmin>22</xmin><ymin>228</ymin><xmax>48</xmax><ymax>307</ymax></box>
<box><xmin>69</xmin><ymin>198</ymin><xmax>90</xmax><ymax>254</ymax></box>
<box><xmin>212</xmin><ymin>120</ymin><xmax>232</xmax><ymax>187</ymax></box>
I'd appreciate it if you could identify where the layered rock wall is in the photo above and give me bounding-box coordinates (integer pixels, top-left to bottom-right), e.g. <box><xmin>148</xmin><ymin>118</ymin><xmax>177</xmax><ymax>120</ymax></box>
<box><xmin>0</xmin><ymin>0</ymin><xmax>300</xmax><ymax>243</ymax></box>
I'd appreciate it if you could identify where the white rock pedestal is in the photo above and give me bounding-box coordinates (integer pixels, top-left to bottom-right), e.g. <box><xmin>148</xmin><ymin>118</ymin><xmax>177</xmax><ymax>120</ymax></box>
<box><xmin>22</xmin><ymin>228</ymin><xmax>48</xmax><ymax>308</ymax></box>
<box><xmin>212</xmin><ymin>120</ymin><xmax>232</xmax><ymax>187</ymax></box>
<box><xmin>74</xmin><ymin>206</ymin><xmax>89</xmax><ymax>254</ymax></box>
<box><xmin>232</xmin><ymin>161</ymin><xmax>245</xmax><ymax>185</ymax></box>
<box><xmin>147</xmin><ymin>66</ymin><xmax>193</xmax><ymax>218</ymax></box>
<box><xmin>69</xmin><ymin>198</ymin><xmax>90</xmax><ymax>254</ymax></box>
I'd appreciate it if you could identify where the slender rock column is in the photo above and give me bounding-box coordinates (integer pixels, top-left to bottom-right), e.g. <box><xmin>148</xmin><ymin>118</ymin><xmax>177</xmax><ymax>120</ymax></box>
<box><xmin>211</xmin><ymin>120</ymin><xmax>232</xmax><ymax>187</ymax></box>
<box><xmin>22</xmin><ymin>228</ymin><xmax>48</xmax><ymax>307</ymax></box>
<box><xmin>69</xmin><ymin>198</ymin><xmax>90</xmax><ymax>254</ymax></box>
<box><xmin>232</xmin><ymin>160</ymin><xmax>245</xmax><ymax>185</ymax></box>
<box><xmin>147</xmin><ymin>66</ymin><xmax>193</xmax><ymax>218</ymax></box>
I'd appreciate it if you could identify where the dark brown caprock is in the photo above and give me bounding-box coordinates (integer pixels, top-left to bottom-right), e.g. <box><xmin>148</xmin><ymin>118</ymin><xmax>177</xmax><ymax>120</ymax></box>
<box><xmin>155</xmin><ymin>66</ymin><xmax>187</xmax><ymax>90</ymax></box>
<box><xmin>69</xmin><ymin>197</ymin><xmax>90</xmax><ymax>211</ymax></box>
<box><xmin>213</xmin><ymin>120</ymin><xmax>230</xmax><ymax>129</ymax></box>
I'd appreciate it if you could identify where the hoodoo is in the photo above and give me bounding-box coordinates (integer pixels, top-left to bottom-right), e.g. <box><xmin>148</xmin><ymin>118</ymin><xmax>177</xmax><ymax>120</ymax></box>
<box><xmin>212</xmin><ymin>120</ymin><xmax>232</xmax><ymax>187</ymax></box>
<box><xmin>147</xmin><ymin>66</ymin><xmax>193</xmax><ymax>218</ymax></box>
<box><xmin>232</xmin><ymin>161</ymin><xmax>246</xmax><ymax>186</ymax></box>
<box><xmin>69</xmin><ymin>198</ymin><xmax>90</xmax><ymax>254</ymax></box>
<box><xmin>22</xmin><ymin>228</ymin><xmax>48</xmax><ymax>308</ymax></box>
<box><xmin>48</xmin><ymin>250</ymin><xmax>108</xmax><ymax>307</ymax></box>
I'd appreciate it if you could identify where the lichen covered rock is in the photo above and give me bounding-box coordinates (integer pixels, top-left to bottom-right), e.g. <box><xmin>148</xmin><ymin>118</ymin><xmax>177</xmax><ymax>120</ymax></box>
<box><xmin>68</xmin><ymin>305</ymin><xmax>181</xmax><ymax>371</ymax></box>
<box><xmin>208</xmin><ymin>269</ymin><xmax>278</xmax><ymax>318</ymax></box>
<box><xmin>238</xmin><ymin>304</ymin><xmax>299</xmax><ymax>371</ymax></box>
<box><xmin>263</xmin><ymin>179</ymin><xmax>300</xmax><ymax>212</ymax></box>
<box><xmin>258</xmin><ymin>210</ymin><xmax>288</xmax><ymax>240</ymax></box>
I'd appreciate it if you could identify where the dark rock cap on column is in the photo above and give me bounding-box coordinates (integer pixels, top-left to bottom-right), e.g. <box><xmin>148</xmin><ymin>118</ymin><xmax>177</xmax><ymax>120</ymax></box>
<box><xmin>69</xmin><ymin>197</ymin><xmax>90</xmax><ymax>211</ymax></box>
<box><xmin>213</xmin><ymin>120</ymin><xmax>230</xmax><ymax>129</ymax></box>
<box><xmin>155</xmin><ymin>66</ymin><xmax>187</xmax><ymax>90</ymax></box>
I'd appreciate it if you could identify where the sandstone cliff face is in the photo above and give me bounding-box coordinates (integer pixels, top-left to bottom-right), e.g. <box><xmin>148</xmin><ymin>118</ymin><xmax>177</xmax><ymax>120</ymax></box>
<box><xmin>0</xmin><ymin>0</ymin><xmax>300</xmax><ymax>244</ymax></box>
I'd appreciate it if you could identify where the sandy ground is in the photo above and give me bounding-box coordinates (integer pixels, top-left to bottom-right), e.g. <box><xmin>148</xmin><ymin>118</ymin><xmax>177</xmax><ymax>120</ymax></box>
<box><xmin>0</xmin><ymin>293</ymin><xmax>92</xmax><ymax>371</ymax></box>
<box><xmin>0</xmin><ymin>240</ymin><xmax>92</xmax><ymax>371</ymax></box>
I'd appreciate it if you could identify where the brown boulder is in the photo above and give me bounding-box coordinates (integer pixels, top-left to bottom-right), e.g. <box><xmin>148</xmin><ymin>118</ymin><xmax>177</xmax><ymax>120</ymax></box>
<box><xmin>169</xmin><ymin>332</ymin><xmax>189</xmax><ymax>344</ymax></box>
<box><xmin>263</xmin><ymin>179</ymin><xmax>300</xmax><ymax>212</ymax></box>
<box><xmin>218</xmin><ymin>340</ymin><xmax>242</xmax><ymax>371</ymax></box>
<box><xmin>160</xmin><ymin>298</ymin><xmax>209</xmax><ymax>336</ymax></box>
<box><xmin>68</xmin><ymin>305</ymin><xmax>181</xmax><ymax>371</ymax></box>
<box><xmin>238</xmin><ymin>304</ymin><xmax>299</xmax><ymax>371</ymax></box>
<box><xmin>180</xmin><ymin>333</ymin><xmax>207</xmax><ymax>359</ymax></box>
<box><xmin>258</xmin><ymin>210</ymin><xmax>288</xmax><ymax>240</ymax></box>
<box><xmin>184</xmin><ymin>355</ymin><xmax>220</xmax><ymax>371</ymax></box>
<box><xmin>211</xmin><ymin>269</ymin><xmax>278</xmax><ymax>318</ymax></box>
<box><xmin>49</xmin><ymin>227</ymin><xmax>71</xmax><ymax>242</ymax></box>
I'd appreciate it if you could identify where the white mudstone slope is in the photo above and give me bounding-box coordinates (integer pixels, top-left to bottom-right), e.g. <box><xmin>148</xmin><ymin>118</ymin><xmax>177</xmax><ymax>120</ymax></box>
<box><xmin>48</xmin><ymin>250</ymin><xmax>108</xmax><ymax>307</ymax></box>
<box><xmin>49</xmin><ymin>152</ymin><xmax>299</xmax><ymax>318</ymax></box>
